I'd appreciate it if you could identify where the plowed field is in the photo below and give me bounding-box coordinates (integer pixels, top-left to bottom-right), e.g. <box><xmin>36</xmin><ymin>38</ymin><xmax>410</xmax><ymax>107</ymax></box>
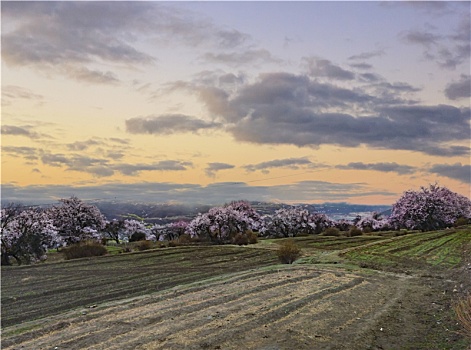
<box><xmin>2</xmin><ymin>228</ymin><xmax>470</xmax><ymax>350</ymax></box>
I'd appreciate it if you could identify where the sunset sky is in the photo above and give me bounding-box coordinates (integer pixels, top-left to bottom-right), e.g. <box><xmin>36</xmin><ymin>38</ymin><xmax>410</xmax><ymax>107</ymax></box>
<box><xmin>1</xmin><ymin>1</ymin><xmax>470</xmax><ymax>206</ymax></box>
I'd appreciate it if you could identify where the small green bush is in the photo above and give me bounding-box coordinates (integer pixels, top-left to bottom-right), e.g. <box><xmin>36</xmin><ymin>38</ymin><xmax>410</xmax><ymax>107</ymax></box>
<box><xmin>233</xmin><ymin>233</ymin><xmax>249</xmax><ymax>245</ymax></box>
<box><xmin>129</xmin><ymin>231</ymin><xmax>147</xmax><ymax>242</ymax></box>
<box><xmin>348</xmin><ymin>227</ymin><xmax>363</xmax><ymax>237</ymax></box>
<box><xmin>277</xmin><ymin>239</ymin><xmax>302</xmax><ymax>264</ymax></box>
<box><xmin>136</xmin><ymin>240</ymin><xmax>153</xmax><ymax>251</ymax></box>
<box><xmin>62</xmin><ymin>241</ymin><xmax>108</xmax><ymax>260</ymax></box>
<box><xmin>246</xmin><ymin>230</ymin><xmax>258</xmax><ymax>244</ymax></box>
<box><xmin>323</xmin><ymin>227</ymin><xmax>341</xmax><ymax>236</ymax></box>
<box><xmin>454</xmin><ymin>217</ymin><xmax>469</xmax><ymax>227</ymax></box>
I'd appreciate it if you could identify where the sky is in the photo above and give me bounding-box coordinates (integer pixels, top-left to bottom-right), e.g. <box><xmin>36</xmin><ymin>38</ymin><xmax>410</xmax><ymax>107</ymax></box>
<box><xmin>1</xmin><ymin>1</ymin><xmax>470</xmax><ymax>206</ymax></box>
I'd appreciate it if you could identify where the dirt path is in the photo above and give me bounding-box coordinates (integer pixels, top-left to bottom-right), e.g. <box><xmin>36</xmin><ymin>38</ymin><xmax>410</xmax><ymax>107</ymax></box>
<box><xmin>4</xmin><ymin>265</ymin><xmax>464</xmax><ymax>350</ymax></box>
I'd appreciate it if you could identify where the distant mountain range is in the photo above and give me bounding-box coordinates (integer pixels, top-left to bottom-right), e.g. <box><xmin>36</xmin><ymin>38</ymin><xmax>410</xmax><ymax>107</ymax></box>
<box><xmin>91</xmin><ymin>200</ymin><xmax>391</xmax><ymax>224</ymax></box>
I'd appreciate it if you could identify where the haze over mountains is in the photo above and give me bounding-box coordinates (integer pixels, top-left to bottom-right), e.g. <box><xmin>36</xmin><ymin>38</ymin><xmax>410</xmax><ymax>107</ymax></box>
<box><xmin>90</xmin><ymin>200</ymin><xmax>391</xmax><ymax>225</ymax></box>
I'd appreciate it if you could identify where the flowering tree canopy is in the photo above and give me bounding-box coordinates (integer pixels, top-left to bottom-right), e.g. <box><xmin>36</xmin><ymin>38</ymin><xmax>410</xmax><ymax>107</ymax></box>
<box><xmin>1</xmin><ymin>207</ymin><xmax>62</xmax><ymax>265</ymax></box>
<box><xmin>186</xmin><ymin>201</ymin><xmax>261</xmax><ymax>243</ymax></box>
<box><xmin>262</xmin><ymin>207</ymin><xmax>316</xmax><ymax>238</ymax></box>
<box><xmin>48</xmin><ymin>196</ymin><xmax>106</xmax><ymax>244</ymax></box>
<box><xmin>388</xmin><ymin>184</ymin><xmax>471</xmax><ymax>231</ymax></box>
<box><xmin>123</xmin><ymin>219</ymin><xmax>153</xmax><ymax>242</ymax></box>
<box><xmin>355</xmin><ymin>212</ymin><xmax>390</xmax><ymax>232</ymax></box>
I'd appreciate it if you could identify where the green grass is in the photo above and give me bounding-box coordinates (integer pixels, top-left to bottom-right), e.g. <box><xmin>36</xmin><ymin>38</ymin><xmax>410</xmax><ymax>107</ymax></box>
<box><xmin>342</xmin><ymin>227</ymin><xmax>470</xmax><ymax>271</ymax></box>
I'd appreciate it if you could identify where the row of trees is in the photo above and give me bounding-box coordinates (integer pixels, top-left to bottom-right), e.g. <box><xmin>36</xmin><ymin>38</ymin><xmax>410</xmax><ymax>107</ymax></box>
<box><xmin>1</xmin><ymin>184</ymin><xmax>470</xmax><ymax>265</ymax></box>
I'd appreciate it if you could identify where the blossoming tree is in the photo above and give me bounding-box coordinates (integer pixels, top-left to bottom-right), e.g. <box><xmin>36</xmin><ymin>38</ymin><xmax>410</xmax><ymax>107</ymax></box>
<box><xmin>186</xmin><ymin>201</ymin><xmax>261</xmax><ymax>243</ymax></box>
<box><xmin>1</xmin><ymin>207</ymin><xmax>62</xmax><ymax>265</ymax></box>
<box><xmin>388</xmin><ymin>184</ymin><xmax>471</xmax><ymax>231</ymax></box>
<box><xmin>48</xmin><ymin>196</ymin><xmax>106</xmax><ymax>244</ymax></box>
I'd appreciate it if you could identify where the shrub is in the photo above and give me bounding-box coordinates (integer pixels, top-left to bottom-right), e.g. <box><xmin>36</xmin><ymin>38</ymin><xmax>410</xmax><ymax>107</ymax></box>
<box><xmin>246</xmin><ymin>230</ymin><xmax>258</xmax><ymax>244</ymax></box>
<box><xmin>277</xmin><ymin>239</ymin><xmax>302</xmax><ymax>264</ymax></box>
<box><xmin>454</xmin><ymin>217</ymin><xmax>469</xmax><ymax>227</ymax></box>
<box><xmin>62</xmin><ymin>241</ymin><xmax>107</xmax><ymax>260</ymax></box>
<box><xmin>129</xmin><ymin>231</ymin><xmax>147</xmax><ymax>242</ymax></box>
<box><xmin>348</xmin><ymin>227</ymin><xmax>363</xmax><ymax>237</ymax></box>
<box><xmin>323</xmin><ymin>227</ymin><xmax>341</xmax><ymax>236</ymax></box>
<box><xmin>136</xmin><ymin>240</ymin><xmax>153</xmax><ymax>251</ymax></box>
<box><xmin>121</xmin><ymin>245</ymin><xmax>133</xmax><ymax>253</ymax></box>
<box><xmin>233</xmin><ymin>233</ymin><xmax>249</xmax><ymax>245</ymax></box>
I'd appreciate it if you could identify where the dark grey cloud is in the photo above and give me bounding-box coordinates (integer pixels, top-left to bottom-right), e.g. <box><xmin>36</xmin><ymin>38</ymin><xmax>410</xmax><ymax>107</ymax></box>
<box><xmin>428</xmin><ymin>163</ymin><xmax>471</xmax><ymax>183</ymax></box>
<box><xmin>2</xmin><ymin>2</ymin><xmax>254</xmax><ymax>83</ymax></box>
<box><xmin>125</xmin><ymin>114</ymin><xmax>221</xmax><ymax>135</ymax></box>
<box><xmin>164</xmin><ymin>71</ymin><xmax>468</xmax><ymax>156</ymax></box>
<box><xmin>243</xmin><ymin>157</ymin><xmax>313</xmax><ymax>174</ymax></box>
<box><xmin>304</xmin><ymin>57</ymin><xmax>355</xmax><ymax>80</ymax></box>
<box><xmin>444</xmin><ymin>75</ymin><xmax>471</xmax><ymax>100</ymax></box>
<box><xmin>1</xmin><ymin>180</ymin><xmax>396</xmax><ymax>206</ymax></box>
<box><xmin>205</xmin><ymin>162</ymin><xmax>235</xmax><ymax>177</ymax></box>
<box><xmin>336</xmin><ymin>162</ymin><xmax>416</xmax><ymax>175</ymax></box>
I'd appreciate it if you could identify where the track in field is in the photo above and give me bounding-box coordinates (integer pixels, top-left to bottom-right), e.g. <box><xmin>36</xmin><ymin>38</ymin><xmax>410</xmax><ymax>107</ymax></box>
<box><xmin>2</xmin><ymin>266</ymin><xmax>405</xmax><ymax>350</ymax></box>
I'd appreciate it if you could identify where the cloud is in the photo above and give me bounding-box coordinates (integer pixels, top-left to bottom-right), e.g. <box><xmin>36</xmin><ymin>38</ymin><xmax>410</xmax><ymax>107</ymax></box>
<box><xmin>336</xmin><ymin>162</ymin><xmax>416</xmax><ymax>175</ymax></box>
<box><xmin>400</xmin><ymin>13</ymin><xmax>470</xmax><ymax>69</ymax></box>
<box><xmin>226</xmin><ymin>74</ymin><xmax>468</xmax><ymax>155</ymax></box>
<box><xmin>243</xmin><ymin>157</ymin><xmax>314</xmax><ymax>174</ymax></box>
<box><xmin>1</xmin><ymin>146</ymin><xmax>38</xmax><ymax>160</ymax></box>
<box><xmin>348</xmin><ymin>50</ymin><xmax>385</xmax><ymax>61</ymax></box>
<box><xmin>349</xmin><ymin>62</ymin><xmax>373</xmax><ymax>70</ymax></box>
<box><xmin>428</xmin><ymin>163</ymin><xmax>470</xmax><ymax>183</ymax></box>
<box><xmin>125</xmin><ymin>114</ymin><xmax>221</xmax><ymax>135</ymax></box>
<box><xmin>2</xmin><ymin>2</ymin><xmax>155</xmax><ymax>83</ymax></box>
<box><xmin>162</xmin><ymin>70</ymin><xmax>468</xmax><ymax>156</ymax></box>
<box><xmin>304</xmin><ymin>57</ymin><xmax>355</xmax><ymax>80</ymax></box>
<box><xmin>202</xmin><ymin>49</ymin><xmax>278</xmax><ymax>66</ymax></box>
<box><xmin>113</xmin><ymin>160</ymin><xmax>193</xmax><ymax>176</ymax></box>
<box><xmin>2</xmin><ymin>85</ymin><xmax>44</xmax><ymax>106</ymax></box>
<box><xmin>67</xmin><ymin>139</ymin><xmax>103</xmax><ymax>151</ymax></box>
<box><xmin>205</xmin><ymin>162</ymin><xmax>235</xmax><ymax>177</ymax></box>
<box><xmin>444</xmin><ymin>75</ymin><xmax>471</xmax><ymax>100</ymax></box>
<box><xmin>1</xmin><ymin>2</ymin><xmax>256</xmax><ymax>83</ymax></box>
<box><xmin>1</xmin><ymin>180</ymin><xmax>397</xmax><ymax>206</ymax></box>
<box><xmin>1</xmin><ymin>125</ymin><xmax>40</xmax><ymax>139</ymax></box>
<box><xmin>401</xmin><ymin>30</ymin><xmax>440</xmax><ymax>47</ymax></box>
<box><xmin>38</xmin><ymin>149</ymin><xmax>194</xmax><ymax>177</ymax></box>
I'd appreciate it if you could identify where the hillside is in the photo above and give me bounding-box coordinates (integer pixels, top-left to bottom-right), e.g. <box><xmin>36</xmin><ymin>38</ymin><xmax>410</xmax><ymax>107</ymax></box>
<box><xmin>2</xmin><ymin>227</ymin><xmax>470</xmax><ymax>349</ymax></box>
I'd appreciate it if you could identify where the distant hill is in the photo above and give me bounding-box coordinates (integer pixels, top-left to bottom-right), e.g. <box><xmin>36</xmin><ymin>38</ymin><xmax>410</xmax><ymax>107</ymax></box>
<box><xmin>91</xmin><ymin>200</ymin><xmax>391</xmax><ymax>224</ymax></box>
